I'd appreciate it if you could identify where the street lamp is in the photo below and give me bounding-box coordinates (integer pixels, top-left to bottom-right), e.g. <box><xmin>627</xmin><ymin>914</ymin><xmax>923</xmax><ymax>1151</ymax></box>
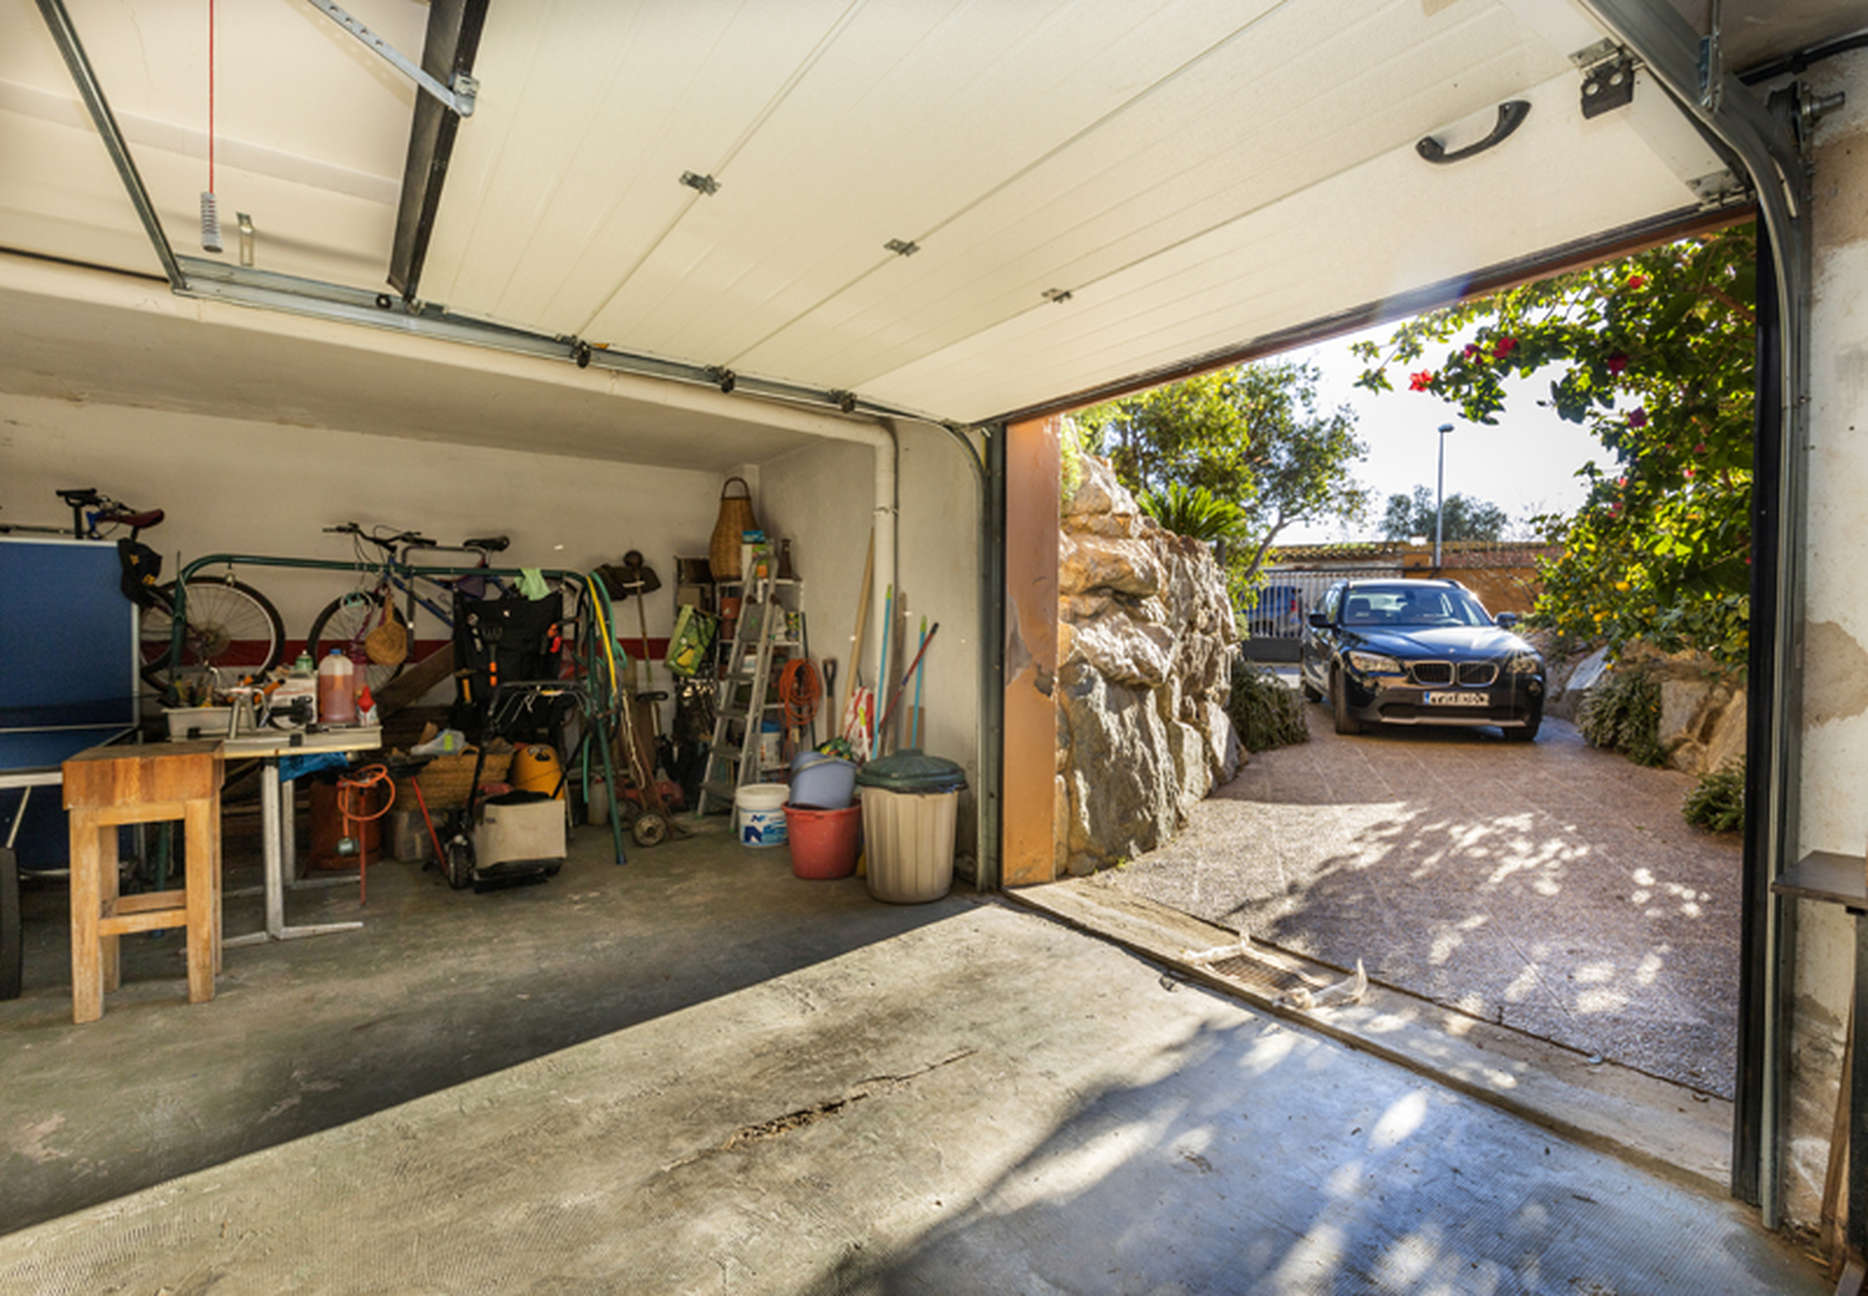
<box><xmin>1434</xmin><ymin>422</ymin><xmax>1455</xmax><ymax>571</ymax></box>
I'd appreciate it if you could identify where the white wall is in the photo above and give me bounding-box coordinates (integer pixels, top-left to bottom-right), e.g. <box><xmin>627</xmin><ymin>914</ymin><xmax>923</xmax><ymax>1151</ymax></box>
<box><xmin>758</xmin><ymin>423</ymin><xmax>983</xmax><ymax>858</ymax></box>
<box><xmin>1786</xmin><ymin>49</ymin><xmax>1868</xmax><ymax>1229</ymax></box>
<box><xmin>0</xmin><ymin>391</ymin><xmax>727</xmax><ymax>705</ymax></box>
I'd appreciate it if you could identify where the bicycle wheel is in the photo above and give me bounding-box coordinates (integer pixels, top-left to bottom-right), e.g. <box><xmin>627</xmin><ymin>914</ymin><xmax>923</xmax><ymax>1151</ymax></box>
<box><xmin>307</xmin><ymin>592</ymin><xmax>409</xmax><ymax>694</ymax></box>
<box><xmin>140</xmin><ymin>577</ymin><xmax>285</xmax><ymax>687</ymax></box>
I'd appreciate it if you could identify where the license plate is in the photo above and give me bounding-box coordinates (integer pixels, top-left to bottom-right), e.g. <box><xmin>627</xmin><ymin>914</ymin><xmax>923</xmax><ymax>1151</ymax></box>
<box><xmin>1423</xmin><ymin>691</ymin><xmax>1488</xmax><ymax>706</ymax></box>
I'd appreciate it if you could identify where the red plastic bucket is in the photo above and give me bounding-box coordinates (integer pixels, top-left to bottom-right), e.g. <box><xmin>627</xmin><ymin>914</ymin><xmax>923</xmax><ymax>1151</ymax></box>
<box><xmin>784</xmin><ymin>802</ymin><xmax>862</xmax><ymax>880</ymax></box>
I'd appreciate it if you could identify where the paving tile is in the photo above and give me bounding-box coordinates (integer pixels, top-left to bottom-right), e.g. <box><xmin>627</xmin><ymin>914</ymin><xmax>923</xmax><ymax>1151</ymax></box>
<box><xmin>1111</xmin><ymin>713</ymin><xmax>1741</xmax><ymax>1097</ymax></box>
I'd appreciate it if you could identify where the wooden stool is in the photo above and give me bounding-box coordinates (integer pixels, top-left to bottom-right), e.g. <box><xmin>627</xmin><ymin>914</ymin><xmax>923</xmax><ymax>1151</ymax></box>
<box><xmin>62</xmin><ymin>741</ymin><xmax>224</xmax><ymax>1024</ymax></box>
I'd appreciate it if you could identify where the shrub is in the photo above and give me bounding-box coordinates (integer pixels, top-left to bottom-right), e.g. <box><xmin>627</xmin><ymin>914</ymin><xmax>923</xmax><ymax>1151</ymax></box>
<box><xmin>1228</xmin><ymin>657</ymin><xmax>1309</xmax><ymax>753</ymax></box>
<box><xmin>1684</xmin><ymin>759</ymin><xmax>1746</xmax><ymax>833</ymax></box>
<box><xmin>1579</xmin><ymin>663</ymin><xmax>1666</xmax><ymax>766</ymax></box>
<box><xmin>1138</xmin><ymin>482</ymin><xmax>1244</xmax><ymax>543</ymax></box>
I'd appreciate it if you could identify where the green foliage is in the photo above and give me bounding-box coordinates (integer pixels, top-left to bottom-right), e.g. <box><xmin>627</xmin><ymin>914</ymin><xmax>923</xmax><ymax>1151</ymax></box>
<box><xmin>1138</xmin><ymin>483</ymin><xmax>1245</xmax><ymax>542</ymax></box>
<box><xmin>1076</xmin><ymin>360</ymin><xmax>1368</xmax><ymax>594</ymax></box>
<box><xmin>1059</xmin><ymin>417</ymin><xmax>1087</xmax><ymax>511</ymax></box>
<box><xmin>1683</xmin><ymin>758</ymin><xmax>1746</xmax><ymax>833</ymax></box>
<box><xmin>1228</xmin><ymin>657</ymin><xmax>1310</xmax><ymax>753</ymax></box>
<box><xmin>1352</xmin><ymin>224</ymin><xmax>1756</xmax><ymax>665</ymax></box>
<box><xmin>1579</xmin><ymin>664</ymin><xmax>1666</xmax><ymax>767</ymax></box>
<box><xmin>1380</xmin><ymin>485</ymin><xmax>1511</xmax><ymax>542</ymax></box>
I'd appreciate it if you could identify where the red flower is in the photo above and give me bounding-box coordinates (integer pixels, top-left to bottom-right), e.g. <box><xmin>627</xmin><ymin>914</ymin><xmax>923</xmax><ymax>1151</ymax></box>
<box><xmin>1408</xmin><ymin>370</ymin><xmax>1436</xmax><ymax>391</ymax></box>
<box><xmin>1627</xmin><ymin>408</ymin><xmax>1648</xmax><ymax>428</ymax></box>
<box><xmin>1684</xmin><ymin>467</ymin><xmax>1695</xmax><ymax>479</ymax></box>
<box><xmin>1617</xmin><ymin>476</ymin><xmax>1628</xmax><ymax>488</ymax></box>
<box><xmin>1694</xmin><ymin>442</ymin><xmax>1708</xmax><ymax>455</ymax></box>
<box><xmin>1463</xmin><ymin>343</ymin><xmax>1479</xmax><ymax>359</ymax></box>
<box><xmin>1494</xmin><ymin>336</ymin><xmax>1518</xmax><ymax>359</ymax></box>
<box><xmin>1606</xmin><ymin>352</ymin><xmax>1629</xmax><ymax>374</ymax></box>
<box><xmin>1627</xmin><ymin>274</ymin><xmax>1648</xmax><ymax>289</ymax></box>
<box><xmin>1610</xmin><ymin>503</ymin><xmax>1624</xmax><ymax>517</ymax></box>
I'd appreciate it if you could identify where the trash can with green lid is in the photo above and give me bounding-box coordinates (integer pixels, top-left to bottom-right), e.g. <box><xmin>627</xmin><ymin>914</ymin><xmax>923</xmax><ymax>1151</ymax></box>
<box><xmin>856</xmin><ymin>751</ymin><xmax>967</xmax><ymax>903</ymax></box>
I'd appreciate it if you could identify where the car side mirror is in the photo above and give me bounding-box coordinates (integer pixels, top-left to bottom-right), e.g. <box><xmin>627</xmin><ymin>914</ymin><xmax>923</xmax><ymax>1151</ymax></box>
<box><xmin>1306</xmin><ymin>612</ymin><xmax>1331</xmax><ymax>629</ymax></box>
<box><xmin>1495</xmin><ymin>612</ymin><xmax>1519</xmax><ymax>628</ymax></box>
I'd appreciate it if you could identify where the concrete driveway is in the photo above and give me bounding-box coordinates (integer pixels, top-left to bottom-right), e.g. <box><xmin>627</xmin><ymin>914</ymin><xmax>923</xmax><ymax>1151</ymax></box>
<box><xmin>1107</xmin><ymin>711</ymin><xmax>1741</xmax><ymax>1096</ymax></box>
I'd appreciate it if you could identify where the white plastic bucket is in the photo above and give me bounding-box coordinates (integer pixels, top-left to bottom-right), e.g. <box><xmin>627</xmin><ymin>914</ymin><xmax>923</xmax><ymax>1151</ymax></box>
<box><xmin>735</xmin><ymin>782</ymin><xmax>790</xmax><ymax>848</ymax></box>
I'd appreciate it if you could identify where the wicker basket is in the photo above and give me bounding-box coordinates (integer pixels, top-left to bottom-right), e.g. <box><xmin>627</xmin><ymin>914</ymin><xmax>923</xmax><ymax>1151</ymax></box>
<box><xmin>709</xmin><ymin>476</ymin><xmax>757</xmax><ymax>582</ymax></box>
<box><xmin>393</xmin><ymin>749</ymin><xmax>512</xmax><ymax>810</ymax></box>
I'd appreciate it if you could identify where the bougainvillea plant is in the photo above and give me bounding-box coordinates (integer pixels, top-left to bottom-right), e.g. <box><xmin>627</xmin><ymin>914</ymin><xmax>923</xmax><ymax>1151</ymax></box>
<box><xmin>1351</xmin><ymin>223</ymin><xmax>1756</xmax><ymax>665</ymax></box>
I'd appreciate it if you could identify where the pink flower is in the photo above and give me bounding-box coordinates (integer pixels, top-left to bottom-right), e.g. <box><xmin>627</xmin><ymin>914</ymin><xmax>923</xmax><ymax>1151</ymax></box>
<box><xmin>1684</xmin><ymin>467</ymin><xmax>1695</xmax><ymax>479</ymax></box>
<box><xmin>1409</xmin><ymin>370</ymin><xmax>1436</xmax><ymax>392</ymax></box>
<box><xmin>1627</xmin><ymin>274</ymin><xmax>1648</xmax><ymax>290</ymax></box>
<box><xmin>1627</xmin><ymin>408</ymin><xmax>1648</xmax><ymax>428</ymax></box>
<box><xmin>1494</xmin><ymin>336</ymin><xmax>1518</xmax><ymax>359</ymax></box>
<box><xmin>1694</xmin><ymin>442</ymin><xmax>1708</xmax><ymax>455</ymax></box>
<box><xmin>1606</xmin><ymin>352</ymin><xmax>1629</xmax><ymax>375</ymax></box>
<box><xmin>1617</xmin><ymin>476</ymin><xmax>1628</xmax><ymax>488</ymax></box>
<box><xmin>1463</xmin><ymin>344</ymin><xmax>1479</xmax><ymax>359</ymax></box>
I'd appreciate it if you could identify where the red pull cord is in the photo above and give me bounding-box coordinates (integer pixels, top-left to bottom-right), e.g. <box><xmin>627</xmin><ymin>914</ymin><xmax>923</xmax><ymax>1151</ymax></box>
<box><xmin>207</xmin><ymin>0</ymin><xmax>215</xmax><ymax>193</ymax></box>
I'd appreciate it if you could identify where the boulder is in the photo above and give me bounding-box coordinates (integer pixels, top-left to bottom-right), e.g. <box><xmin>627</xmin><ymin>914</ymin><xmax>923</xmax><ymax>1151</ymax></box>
<box><xmin>1705</xmin><ymin>688</ymin><xmax>1748</xmax><ymax>772</ymax></box>
<box><xmin>1054</xmin><ymin>455</ymin><xmax>1240</xmax><ymax>874</ymax></box>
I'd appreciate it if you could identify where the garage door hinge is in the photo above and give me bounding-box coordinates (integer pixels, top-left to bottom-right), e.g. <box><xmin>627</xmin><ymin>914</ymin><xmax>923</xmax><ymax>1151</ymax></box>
<box><xmin>303</xmin><ymin>0</ymin><xmax>478</xmax><ymax>117</ymax></box>
<box><xmin>1578</xmin><ymin>49</ymin><xmax>1638</xmax><ymax>120</ymax></box>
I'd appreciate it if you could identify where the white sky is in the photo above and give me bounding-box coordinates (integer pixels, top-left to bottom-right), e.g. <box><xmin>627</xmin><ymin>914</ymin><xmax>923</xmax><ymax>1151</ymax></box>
<box><xmin>1278</xmin><ymin>325</ymin><xmax>1605</xmax><ymax>544</ymax></box>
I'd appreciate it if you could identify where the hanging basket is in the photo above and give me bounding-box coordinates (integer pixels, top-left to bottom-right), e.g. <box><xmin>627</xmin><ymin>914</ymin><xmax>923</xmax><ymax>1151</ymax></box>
<box><xmin>709</xmin><ymin>476</ymin><xmax>757</xmax><ymax>581</ymax></box>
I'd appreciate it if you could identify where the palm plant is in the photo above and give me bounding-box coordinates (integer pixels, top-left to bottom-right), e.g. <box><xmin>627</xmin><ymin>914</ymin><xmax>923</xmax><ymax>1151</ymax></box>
<box><xmin>1138</xmin><ymin>482</ymin><xmax>1244</xmax><ymax>542</ymax></box>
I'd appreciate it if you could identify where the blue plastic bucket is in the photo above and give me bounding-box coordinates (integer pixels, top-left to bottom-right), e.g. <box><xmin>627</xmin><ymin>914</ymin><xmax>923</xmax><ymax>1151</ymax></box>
<box><xmin>789</xmin><ymin>752</ymin><xmax>857</xmax><ymax>809</ymax></box>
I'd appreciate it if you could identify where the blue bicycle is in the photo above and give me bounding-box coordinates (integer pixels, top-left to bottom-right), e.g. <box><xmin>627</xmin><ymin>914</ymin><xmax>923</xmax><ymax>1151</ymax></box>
<box><xmin>305</xmin><ymin>522</ymin><xmax>513</xmax><ymax>691</ymax></box>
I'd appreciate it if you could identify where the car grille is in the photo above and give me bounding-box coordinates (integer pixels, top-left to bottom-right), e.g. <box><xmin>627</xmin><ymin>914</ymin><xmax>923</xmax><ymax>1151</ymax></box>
<box><xmin>1458</xmin><ymin>661</ymin><xmax>1500</xmax><ymax>687</ymax></box>
<box><xmin>1409</xmin><ymin>661</ymin><xmax>1453</xmax><ymax>687</ymax></box>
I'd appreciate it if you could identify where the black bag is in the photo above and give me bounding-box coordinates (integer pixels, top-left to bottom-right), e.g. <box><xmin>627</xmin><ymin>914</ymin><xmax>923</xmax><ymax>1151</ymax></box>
<box><xmin>450</xmin><ymin>593</ymin><xmax>561</xmax><ymax>736</ymax></box>
<box><xmin>116</xmin><ymin>538</ymin><xmax>163</xmax><ymax>607</ymax></box>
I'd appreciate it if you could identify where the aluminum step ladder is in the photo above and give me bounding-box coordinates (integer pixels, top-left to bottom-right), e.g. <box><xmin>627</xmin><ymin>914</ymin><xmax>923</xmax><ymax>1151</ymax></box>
<box><xmin>694</xmin><ymin>578</ymin><xmax>798</xmax><ymax>817</ymax></box>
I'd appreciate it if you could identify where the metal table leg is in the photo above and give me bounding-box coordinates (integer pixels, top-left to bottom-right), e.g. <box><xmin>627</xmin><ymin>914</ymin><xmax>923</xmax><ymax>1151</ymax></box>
<box><xmin>225</xmin><ymin>758</ymin><xmax>361</xmax><ymax>945</ymax></box>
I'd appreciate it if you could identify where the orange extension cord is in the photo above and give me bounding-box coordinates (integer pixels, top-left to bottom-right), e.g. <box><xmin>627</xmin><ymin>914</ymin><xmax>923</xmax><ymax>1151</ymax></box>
<box><xmin>336</xmin><ymin>764</ymin><xmax>396</xmax><ymax>905</ymax></box>
<box><xmin>777</xmin><ymin>658</ymin><xmax>822</xmax><ymax>732</ymax></box>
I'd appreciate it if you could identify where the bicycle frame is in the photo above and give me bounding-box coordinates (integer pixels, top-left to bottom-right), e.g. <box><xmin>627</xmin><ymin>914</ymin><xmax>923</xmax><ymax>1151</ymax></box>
<box><xmin>169</xmin><ymin>552</ymin><xmax>629</xmax><ymax>867</ymax></box>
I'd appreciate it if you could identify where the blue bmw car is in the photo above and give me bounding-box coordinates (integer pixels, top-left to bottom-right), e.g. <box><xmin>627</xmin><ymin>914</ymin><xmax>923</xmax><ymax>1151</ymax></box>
<box><xmin>1298</xmin><ymin>578</ymin><xmax>1546</xmax><ymax>740</ymax></box>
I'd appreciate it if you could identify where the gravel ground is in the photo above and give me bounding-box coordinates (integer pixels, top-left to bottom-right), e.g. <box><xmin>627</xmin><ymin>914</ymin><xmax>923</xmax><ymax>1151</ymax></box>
<box><xmin>1105</xmin><ymin>708</ymin><xmax>1742</xmax><ymax>1097</ymax></box>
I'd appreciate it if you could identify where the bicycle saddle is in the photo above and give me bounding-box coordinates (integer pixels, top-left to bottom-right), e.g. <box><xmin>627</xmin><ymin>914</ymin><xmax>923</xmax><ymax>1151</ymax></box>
<box><xmin>462</xmin><ymin>535</ymin><xmax>510</xmax><ymax>552</ymax></box>
<box><xmin>98</xmin><ymin>506</ymin><xmax>165</xmax><ymax>529</ymax></box>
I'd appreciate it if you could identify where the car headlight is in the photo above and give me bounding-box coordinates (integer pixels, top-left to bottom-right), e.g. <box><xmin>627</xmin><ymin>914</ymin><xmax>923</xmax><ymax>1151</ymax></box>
<box><xmin>1508</xmin><ymin>652</ymin><xmax>1544</xmax><ymax>675</ymax></box>
<box><xmin>1347</xmin><ymin>650</ymin><xmax>1405</xmax><ymax>676</ymax></box>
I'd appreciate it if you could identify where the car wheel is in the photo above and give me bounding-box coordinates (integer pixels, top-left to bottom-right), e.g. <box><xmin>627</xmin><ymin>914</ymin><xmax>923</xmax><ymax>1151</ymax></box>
<box><xmin>1504</xmin><ymin>713</ymin><xmax>1542</xmax><ymax>743</ymax></box>
<box><xmin>1330</xmin><ymin>668</ymin><xmax>1361</xmax><ymax>735</ymax></box>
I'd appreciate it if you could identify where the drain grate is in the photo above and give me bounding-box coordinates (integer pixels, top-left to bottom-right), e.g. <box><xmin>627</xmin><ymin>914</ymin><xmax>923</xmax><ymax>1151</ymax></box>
<box><xmin>1202</xmin><ymin>952</ymin><xmax>1312</xmax><ymax>997</ymax></box>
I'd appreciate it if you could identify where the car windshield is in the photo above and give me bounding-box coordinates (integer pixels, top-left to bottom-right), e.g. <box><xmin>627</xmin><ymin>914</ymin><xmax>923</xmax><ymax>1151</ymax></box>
<box><xmin>1339</xmin><ymin>584</ymin><xmax>1490</xmax><ymax>627</ymax></box>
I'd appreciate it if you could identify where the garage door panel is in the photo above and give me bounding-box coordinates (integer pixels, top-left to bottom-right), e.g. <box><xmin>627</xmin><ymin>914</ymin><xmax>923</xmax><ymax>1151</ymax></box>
<box><xmin>731</xmin><ymin>0</ymin><xmax>1565</xmax><ymax>389</ymax></box>
<box><xmin>579</xmin><ymin>0</ymin><xmax>1281</xmax><ymax>357</ymax></box>
<box><xmin>861</xmin><ymin>73</ymin><xmax>1704</xmax><ymax>420</ymax></box>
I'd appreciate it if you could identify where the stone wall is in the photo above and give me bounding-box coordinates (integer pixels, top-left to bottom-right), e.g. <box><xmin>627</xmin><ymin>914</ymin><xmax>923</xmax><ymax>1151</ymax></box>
<box><xmin>1054</xmin><ymin>456</ymin><xmax>1242</xmax><ymax>876</ymax></box>
<box><xmin>1537</xmin><ymin>634</ymin><xmax>1745</xmax><ymax>777</ymax></box>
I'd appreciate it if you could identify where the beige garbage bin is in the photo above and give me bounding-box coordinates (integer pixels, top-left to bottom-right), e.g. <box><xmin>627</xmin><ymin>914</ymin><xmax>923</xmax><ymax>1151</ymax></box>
<box><xmin>855</xmin><ymin>751</ymin><xmax>967</xmax><ymax>904</ymax></box>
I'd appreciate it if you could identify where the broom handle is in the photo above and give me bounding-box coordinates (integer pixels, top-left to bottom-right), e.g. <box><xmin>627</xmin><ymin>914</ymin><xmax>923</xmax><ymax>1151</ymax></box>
<box><xmin>841</xmin><ymin>529</ymin><xmax>874</xmax><ymax>722</ymax></box>
<box><xmin>874</xmin><ymin>623</ymin><xmax>938</xmax><ymax>745</ymax></box>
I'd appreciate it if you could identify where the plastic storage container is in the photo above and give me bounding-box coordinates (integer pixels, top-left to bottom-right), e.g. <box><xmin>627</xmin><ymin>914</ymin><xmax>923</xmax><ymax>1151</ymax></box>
<box><xmin>735</xmin><ymin>782</ymin><xmax>789</xmax><ymax>847</ymax></box>
<box><xmin>317</xmin><ymin>649</ymin><xmax>357</xmax><ymax>726</ymax></box>
<box><xmin>788</xmin><ymin>751</ymin><xmax>857</xmax><ymax>809</ymax></box>
<box><xmin>855</xmin><ymin>751</ymin><xmax>966</xmax><ymax>903</ymax></box>
<box><xmin>784</xmin><ymin>802</ymin><xmax>861</xmax><ymax>879</ymax></box>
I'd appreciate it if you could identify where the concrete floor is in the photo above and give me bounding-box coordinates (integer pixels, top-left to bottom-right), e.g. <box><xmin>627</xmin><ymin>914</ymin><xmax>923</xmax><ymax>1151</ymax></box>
<box><xmin>1110</xmin><ymin>714</ymin><xmax>1741</xmax><ymax>1096</ymax></box>
<box><xmin>0</xmin><ymin>817</ymin><xmax>953</xmax><ymax>1234</ymax></box>
<box><xmin>0</xmin><ymin>823</ymin><xmax>1823</xmax><ymax>1293</ymax></box>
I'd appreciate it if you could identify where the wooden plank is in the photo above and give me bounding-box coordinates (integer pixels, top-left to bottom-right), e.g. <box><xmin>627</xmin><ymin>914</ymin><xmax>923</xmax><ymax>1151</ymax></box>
<box><xmin>67</xmin><ymin>815</ymin><xmax>101</xmax><ymax>1025</ymax></box>
<box><xmin>113</xmin><ymin>889</ymin><xmax>185</xmax><ymax>915</ymax></box>
<box><xmin>98</xmin><ymin>909</ymin><xmax>188</xmax><ymax>936</ymax></box>
<box><xmin>375</xmin><ymin>643</ymin><xmax>455</xmax><ymax>717</ymax></box>
<box><xmin>183</xmin><ymin>799</ymin><xmax>215</xmax><ymax>1006</ymax></box>
<box><xmin>80</xmin><ymin>801</ymin><xmax>189</xmax><ymax>827</ymax></box>
<box><xmin>62</xmin><ymin>742</ymin><xmax>223</xmax><ymax>810</ymax></box>
<box><xmin>99</xmin><ymin>822</ymin><xmax>119</xmax><ymax>993</ymax></box>
<box><xmin>1001</xmin><ymin>417</ymin><xmax>1060</xmax><ymax>887</ymax></box>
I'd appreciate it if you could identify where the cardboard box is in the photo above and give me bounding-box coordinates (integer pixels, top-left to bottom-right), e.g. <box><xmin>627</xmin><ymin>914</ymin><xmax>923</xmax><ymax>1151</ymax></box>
<box><xmin>474</xmin><ymin>795</ymin><xmax>566</xmax><ymax>868</ymax></box>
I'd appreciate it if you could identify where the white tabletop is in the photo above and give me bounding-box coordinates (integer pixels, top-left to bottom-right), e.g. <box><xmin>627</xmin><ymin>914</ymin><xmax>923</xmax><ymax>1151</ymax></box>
<box><xmin>218</xmin><ymin>726</ymin><xmax>385</xmax><ymax>760</ymax></box>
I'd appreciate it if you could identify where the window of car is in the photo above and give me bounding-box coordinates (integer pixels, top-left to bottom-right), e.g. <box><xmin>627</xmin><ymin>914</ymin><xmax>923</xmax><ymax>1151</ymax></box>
<box><xmin>1341</xmin><ymin>584</ymin><xmax>1490</xmax><ymax>627</ymax></box>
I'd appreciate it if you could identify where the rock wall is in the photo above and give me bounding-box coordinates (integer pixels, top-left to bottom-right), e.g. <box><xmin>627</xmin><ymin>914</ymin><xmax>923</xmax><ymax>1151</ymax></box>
<box><xmin>1536</xmin><ymin>633</ymin><xmax>1746</xmax><ymax>776</ymax></box>
<box><xmin>1054</xmin><ymin>456</ymin><xmax>1242</xmax><ymax>876</ymax></box>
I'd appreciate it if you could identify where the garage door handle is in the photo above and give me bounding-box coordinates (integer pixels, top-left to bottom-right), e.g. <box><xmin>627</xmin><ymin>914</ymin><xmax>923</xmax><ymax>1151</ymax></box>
<box><xmin>1416</xmin><ymin>100</ymin><xmax>1531</xmax><ymax>165</ymax></box>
